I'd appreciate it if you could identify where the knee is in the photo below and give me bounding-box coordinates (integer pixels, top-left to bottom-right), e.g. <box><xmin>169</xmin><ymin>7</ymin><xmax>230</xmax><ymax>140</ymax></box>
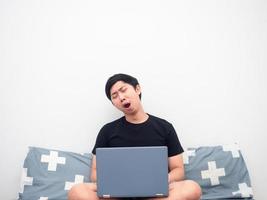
<box><xmin>184</xmin><ymin>180</ymin><xmax>202</xmax><ymax>200</ymax></box>
<box><xmin>68</xmin><ymin>183</ymin><xmax>93</xmax><ymax>200</ymax></box>
<box><xmin>68</xmin><ymin>184</ymin><xmax>84</xmax><ymax>200</ymax></box>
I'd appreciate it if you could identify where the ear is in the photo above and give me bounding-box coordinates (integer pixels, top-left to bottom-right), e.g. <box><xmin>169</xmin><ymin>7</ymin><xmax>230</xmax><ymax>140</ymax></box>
<box><xmin>135</xmin><ymin>84</ymin><xmax>141</xmax><ymax>95</ymax></box>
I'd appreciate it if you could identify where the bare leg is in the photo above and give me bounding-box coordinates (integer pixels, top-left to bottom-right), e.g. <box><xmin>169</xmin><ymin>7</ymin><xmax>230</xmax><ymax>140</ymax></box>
<box><xmin>150</xmin><ymin>180</ymin><xmax>202</xmax><ymax>200</ymax></box>
<box><xmin>68</xmin><ymin>182</ymin><xmax>119</xmax><ymax>200</ymax></box>
<box><xmin>68</xmin><ymin>180</ymin><xmax>201</xmax><ymax>200</ymax></box>
<box><xmin>68</xmin><ymin>183</ymin><xmax>97</xmax><ymax>200</ymax></box>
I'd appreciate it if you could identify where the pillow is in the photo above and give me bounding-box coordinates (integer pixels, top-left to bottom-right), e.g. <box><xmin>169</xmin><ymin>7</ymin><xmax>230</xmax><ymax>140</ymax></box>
<box><xmin>18</xmin><ymin>147</ymin><xmax>92</xmax><ymax>200</ymax></box>
<box><xmin>19</xmin><ymin>145</ymin><xmax>253</xmax><ymax>200</ymax></box>
<box><xmin>183</xmin><ymin>144</ymin><xmax>253</xmax><ymax>199</ymax></box>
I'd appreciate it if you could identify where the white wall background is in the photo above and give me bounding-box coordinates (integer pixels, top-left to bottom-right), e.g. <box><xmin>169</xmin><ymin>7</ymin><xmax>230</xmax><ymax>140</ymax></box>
<box><xmin>1</xmin><ymin>0</ymin><xmax>266</xmax><ymax>199</ymax></box>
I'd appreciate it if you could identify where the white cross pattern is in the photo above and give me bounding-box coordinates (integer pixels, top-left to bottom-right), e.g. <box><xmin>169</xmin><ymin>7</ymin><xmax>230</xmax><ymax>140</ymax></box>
<box><xmin>39</xmin><ymin>197</ymin><xmax>48</xmax><ymax>200</ymax></box>
<box><xmin>41</xmin><ymin>151</ymin><xmax>66</xmax><ymax>171</ymax></box>
<box><xmin>232</xmin><ymin>183</ymin><xmax>253</xmax><ymax>197</ymax></box>
<box><xmin>223</xmin><ymin>143</ymin><xmax>240</xmax><ymax>158</ymax></box>
<box><xmin>19</xmin><ymin>168</ymin><xmax>33</xmax><ymax>193</ymax></box>
<box><xmin>183</xmin><ymin>149</ymin><xmax>196</xmax><ymax>164</ymax></box>
<box><xmin>65</xmin><ymin>175</ymin><xmax>84</xmax><ymax>190</ymax></box>
<box><xmin>201</xmin><ymin>161</ymin><xmax>225</xmax><ymax>186</ymax></box>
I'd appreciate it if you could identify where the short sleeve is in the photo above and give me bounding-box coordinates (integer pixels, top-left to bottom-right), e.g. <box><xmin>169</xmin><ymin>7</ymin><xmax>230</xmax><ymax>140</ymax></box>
<box><xmin>91</xmin><ymin>125</ymin><xmax>108</xmax><ymax>155</ymax></box>
<box><xmin>166</xmin><ymin>124</ymin><xmax>184</xmax><ymax>157</ymax></box>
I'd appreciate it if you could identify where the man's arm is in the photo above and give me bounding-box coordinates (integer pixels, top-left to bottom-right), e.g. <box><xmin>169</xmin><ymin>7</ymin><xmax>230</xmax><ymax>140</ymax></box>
<box><xmin>90</xmin><ymin>155</ymin><xmax>97</xmax><ymax>182</ymax></box>
<box><xmin>168</xmin><ymin>153</ymin><xmax>185</xmax><ymax>183</ymax></box>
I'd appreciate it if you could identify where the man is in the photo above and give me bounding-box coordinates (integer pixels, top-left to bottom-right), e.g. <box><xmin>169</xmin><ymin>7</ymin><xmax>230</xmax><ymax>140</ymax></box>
<box><xmin>68</xmin><ymin>73</ymin><xmax>202</xmax><ymax>200</ymax></box>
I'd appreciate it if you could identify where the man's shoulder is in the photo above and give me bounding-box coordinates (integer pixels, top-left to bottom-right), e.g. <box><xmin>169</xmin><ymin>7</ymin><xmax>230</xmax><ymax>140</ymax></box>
<box><xmin>148</xmin><ymin>114</ymin><xmax>173</xmax><ymax>127</ymax></box>
<box><xmin>102</xmin><ymin>116</ymin><xmax>124</xmax><ymax>128</ymax></box>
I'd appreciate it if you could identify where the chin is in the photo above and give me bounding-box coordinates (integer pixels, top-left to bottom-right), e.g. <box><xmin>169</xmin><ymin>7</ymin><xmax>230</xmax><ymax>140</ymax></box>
<box><xmin>126</xmin><ymin>109</ymin><xmax>138</xmax><ymax>115</ymax></box>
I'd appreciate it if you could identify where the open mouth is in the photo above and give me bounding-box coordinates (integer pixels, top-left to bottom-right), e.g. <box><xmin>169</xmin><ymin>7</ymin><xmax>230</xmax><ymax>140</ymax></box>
<box><xmin>123</xmin><ymin>103</ymin><xmax>131</xmax><ymax>108</ymax></box>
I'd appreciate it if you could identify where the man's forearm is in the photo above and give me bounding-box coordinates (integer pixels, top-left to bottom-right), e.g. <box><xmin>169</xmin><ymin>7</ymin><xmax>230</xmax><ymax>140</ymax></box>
<box><xmin>168</xmin><ymin>167</ymin><xmax>185</xmax><ymax>183</ymax></box>
<box><xmin>90</xmin><ymin>169</ymin><xmax>97</xmax><ymax>182</ymax></box>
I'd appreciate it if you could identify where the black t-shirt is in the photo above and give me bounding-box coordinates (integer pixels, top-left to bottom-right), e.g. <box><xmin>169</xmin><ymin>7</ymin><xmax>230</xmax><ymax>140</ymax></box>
<box><xmin>92</xmin><ymin>114</ymin><xmax>184</xmax><ymax>157</ymax></box>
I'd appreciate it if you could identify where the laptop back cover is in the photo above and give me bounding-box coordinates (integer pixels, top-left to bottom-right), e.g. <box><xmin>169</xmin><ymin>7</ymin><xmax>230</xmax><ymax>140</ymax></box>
<box><xmin>96</xmin><ymin>146</ymin><xmax>168</xmax><ymax>198</ymax></box>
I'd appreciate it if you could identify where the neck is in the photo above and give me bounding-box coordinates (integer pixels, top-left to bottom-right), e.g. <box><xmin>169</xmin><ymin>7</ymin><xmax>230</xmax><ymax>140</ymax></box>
<box><xmin>125</xmin><ymin>109</ymin><xmax>149</xmax><ymax>124</ymax></box>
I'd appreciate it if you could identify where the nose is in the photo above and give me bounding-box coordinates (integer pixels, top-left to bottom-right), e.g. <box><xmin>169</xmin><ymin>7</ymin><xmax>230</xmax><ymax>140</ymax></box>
<box><xmin>118</xmin><ymin>93</ymin><xmax>125</xmax><ymax>102</ymax></box>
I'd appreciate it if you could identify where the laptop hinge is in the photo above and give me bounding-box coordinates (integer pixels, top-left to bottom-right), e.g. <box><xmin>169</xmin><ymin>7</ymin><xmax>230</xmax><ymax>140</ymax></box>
<box><xmin>103</xmin><ymin>195</ymin><xmax>111</xmax><ymax>198</ymax></box>
<box><xmin>156</xmin><ymin>194</ymin><xmax>164</xmax><ymax>196</ymax></box>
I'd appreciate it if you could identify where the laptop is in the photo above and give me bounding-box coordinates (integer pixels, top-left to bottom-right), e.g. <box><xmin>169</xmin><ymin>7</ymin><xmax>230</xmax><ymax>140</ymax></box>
<box><xmin>96</xmin><ymin>146</ymin><xmax>169</xmax><ymax>198</ymax></box>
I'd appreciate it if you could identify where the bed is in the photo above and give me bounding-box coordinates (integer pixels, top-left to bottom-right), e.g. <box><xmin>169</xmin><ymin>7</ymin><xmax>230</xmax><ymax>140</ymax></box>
<box><xmin>18</xmin><ymin>144</ymin><xmax>253</xmax><ymax>200</ymax></box>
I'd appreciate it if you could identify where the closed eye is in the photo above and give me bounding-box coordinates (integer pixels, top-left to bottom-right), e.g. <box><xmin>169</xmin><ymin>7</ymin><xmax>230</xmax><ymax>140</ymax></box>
<box><xmin>121</xmin><ymin>88</ymin><xmax>127</xmax><ymax>92</ymax></box>
<box><xmin>111</xmin><ymin>93</ymin><xmax>118</xmax><ymax>99</ymax></box>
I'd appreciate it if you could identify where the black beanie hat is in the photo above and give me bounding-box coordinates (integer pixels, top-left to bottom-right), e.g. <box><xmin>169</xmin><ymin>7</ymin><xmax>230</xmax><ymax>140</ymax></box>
<box><xmin>105</xmin><ymin>73</ymin><xmax>140</xmax><ymax>100</ymax></box>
